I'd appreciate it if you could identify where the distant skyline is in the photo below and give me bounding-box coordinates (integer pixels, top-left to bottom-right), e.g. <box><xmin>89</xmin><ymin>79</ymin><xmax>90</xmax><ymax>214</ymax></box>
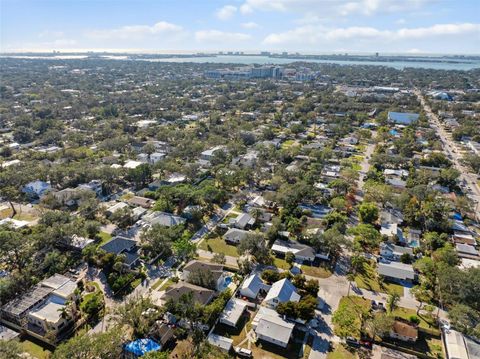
<box><xmin>1</xmin><ymin>0</ymin><xmax>479</xmax><ymax>54</ymax></box>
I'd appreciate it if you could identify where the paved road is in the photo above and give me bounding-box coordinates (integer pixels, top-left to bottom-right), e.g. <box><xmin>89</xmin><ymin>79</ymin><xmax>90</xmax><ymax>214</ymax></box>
<box><xmin>415</xmin><ymin>89</ymin><xmax>480</xmax><ymax>220</ymax></box>
<box><xmin>191</xmin><ymin>202</ymin><xmax>234</xmax><ymax>243</ymax></box>
<box><xmin>356</xmin><ymin>137</ymin><xmax>376</xmax><ymax>201</ymax></box>
<box><xmin>308</xmin><ymin>257</ymin><xmax>350</xmax><ymax>359</ymax></box>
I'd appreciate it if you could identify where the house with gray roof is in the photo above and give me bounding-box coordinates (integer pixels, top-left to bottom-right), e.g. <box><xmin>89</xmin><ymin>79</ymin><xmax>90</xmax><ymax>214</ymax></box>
<box><xmin>223</xmin><ymin>228</ymin><xmax>249</xmax><ymax>244</ymax></box>
<box><xmin>271</xmin><ymin>239</ymin><xmax>316</xmax><ymax>263</ymax></box>
<box><xmin>100</xmin><ymin>237</ymin><xmax>140</xmax><ymax>268</ymax></box>
<box><xmin>378</xmin><ymin>261</ymin><xmax>415</xmax><ymax>282</ymax></box>
<box><xmin>252</xmin><ymin>306</ymin><xmax>294</xmax><ymax>348</ymax></box>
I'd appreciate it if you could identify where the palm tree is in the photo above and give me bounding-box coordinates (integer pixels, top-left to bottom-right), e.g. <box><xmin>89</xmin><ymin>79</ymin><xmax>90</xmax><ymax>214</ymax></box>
<box><xmin>387</xmin><ymin>293</ymin><xmax>400</xmax><ymax>313</ymax></box>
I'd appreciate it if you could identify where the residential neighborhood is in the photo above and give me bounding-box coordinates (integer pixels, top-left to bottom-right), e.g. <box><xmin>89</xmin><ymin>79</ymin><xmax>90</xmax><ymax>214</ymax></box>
<box><xmin>0</xmin><ymin>48</ymin><xmax>480</xmax><ymax>359</ymax></box>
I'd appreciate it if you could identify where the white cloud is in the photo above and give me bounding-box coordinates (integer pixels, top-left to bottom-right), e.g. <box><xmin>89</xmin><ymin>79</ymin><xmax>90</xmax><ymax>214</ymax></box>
<box><xmin>396</xmin><ymin>18</ymin><xmax>406</xmax><ymax>25</ymax></box>
<box><xmin>264</xmin><ymin>22</ymin><xmax>480</xmax><ymax>45</ymax></box>
<box><xmin>240</xmin><ymin>3</ymin><xmax>254</xmax><ymax>14</ymax></box>
<box><xmin>241</xmin><ymin>22</ymin><xmax>260</xmax><ymax>29</ymax></box>
<box><xmin>195</xmin><ymin>30</ymin><xmax>251</xmax><ymax>42</ymax></box>
<box><xmin>241</xmin><ymin>0</ymin><xmax>433</xmax><ymax>16</ymax></box>
<box><xmin>86</xmin><ymin>21</ymin><xmax>184</xmax><ymax>40</ymax></box>
<box><xmin>216</xmin><ymin>5</ymin><xmax>237</xmax><ymax>20</ymax></box>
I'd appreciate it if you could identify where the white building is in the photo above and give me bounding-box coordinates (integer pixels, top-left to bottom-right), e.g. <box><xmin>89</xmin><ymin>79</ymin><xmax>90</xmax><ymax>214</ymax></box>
<box><xmin>252</xmin><ymin>307</ymin><xmax>294</xmax><ymax>348</ymax></box>
<box><xmin>264</xmin><ymin>278</ymin><xmax>300</xmax><ymax>309</ymax></box>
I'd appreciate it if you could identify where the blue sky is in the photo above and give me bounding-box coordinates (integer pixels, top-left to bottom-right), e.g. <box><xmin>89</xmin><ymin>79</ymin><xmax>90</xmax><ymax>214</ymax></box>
<box><xmin>1</xmin><ymin>0</ymin><xmax>479</xmax><ymax>54</ymax></box>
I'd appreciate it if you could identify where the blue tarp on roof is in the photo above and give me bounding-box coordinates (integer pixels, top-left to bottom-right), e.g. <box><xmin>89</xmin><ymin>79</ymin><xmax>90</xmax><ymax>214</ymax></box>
<box><xmin>388</xmin><ymin>112</ymin><xmax>420</xmax><ymax>125</ymax></box>
<box><xmin>125</xmin><ymin>339</ymin><xmax>161</xmax><ymax>356</ymax></box>
<box><xmin>452</xmin><ymin>212</ymin><xmax>463</xmax><ymax>221</ymax></box>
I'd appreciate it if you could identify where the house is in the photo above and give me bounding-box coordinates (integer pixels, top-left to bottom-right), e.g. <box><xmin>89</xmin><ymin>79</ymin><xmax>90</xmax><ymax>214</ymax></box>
<box><xmin>137</xmin><ymin>152</ymin><xmax>166</xmax><ymax>165</ymax></box>
<box><xmin>1</xmin><ymin>274</ymin><xmax>77</xmax><ymax>336</ymax></box>
<box><xmin>141</xmin><ymin>211</ymin><xmax>186</xmax><ymax>227</ymax></box>
<box><xmin>451</xmin><ymin>231</ymin><xmax>476</xmax><ymax>246</ymax></box>
<box><xmin>126</xmin><ymin>196</ymin><xmax>155</xmax><ymax>209</ymax></box>
<box><xmin>231</xmin><ymin>212</ymin><xmax>255</xmax><ymax>229</ymax></box>
<box><xmin>161</xmin><ymin>282</ymin><xmax>214</xmax><ymax>306</ymax></box>
<box><xmin>105</xmin><ymin>202</ymin><xmax>129</xmax><ymax>216</ymax></box>
<box><xmin>78</xmin><ymin>180</ymin><xmax>103</xmax><ymax>196</ymax></box>
<box><xmin>378</xmin><ymin>261</ymin><xmax>415</xmax><ymax>282</ymax></box>
<box><xmin>388</xmin><ymin>112</ymin><xmax>420</xmax><ymax>125</ymax></box>
<box><xmin>200</xmin><ymin>145</ymin><xmax>225</xmax><ymax>161</ymax></box>
<box><xmin>271</xmin><ymin>239</ymin><xmax>316</xmax><ymax>263</ymax></box>
<box><xmin>252</xmin><ymin>306</ymin><xmax>295</xmax><ymax>348</ymax></box>
<box><xmin>380</xmin><ymin>222</ymin><xmax>404</xmax><ymax>241</ymax></box>
<box><xmin>299</xmin><ymin>204</ymin><xmax>332</xmax><ymax>219</ymax></box>
<box><xmin>207</xmin><ymin>333</ymin><xmax>233</xmax><ymax>353</ymax></box>
<box><xmin>390</xmin><ymin>320</ymin><xmax>418</xmax><ymax>342</ymax></box>
<box><xmin>239</xmin><ymin>273</ymin><xmax>269</xmax><ymax>299</ymax></box>
<box><xmin>264</xmin><ymin>278</ymin><xmax>301</xmax><ymax>309</ymax></box>
<box><xmin>123</xmin><ymin>160</ymin><xmax>143</xmax><ymax>169</ymax></box>
<box><xmin>68</xmin><ymin>234</ymin><xmax>95</xmax><ymax>250</ymax></box>
<box><xmin>182</xmin><ymin>260</ymin><xmax>227</xmax><ymax>291</ymax></box>
<box><xmin>22</xmin><ymin>180</ymin><xmax>51</xmax><ymax>199</ymax></box>
<box><xmin>380</xmin><ymin>243</ymin><xmax>413</xmax><ymax>261</ymax></box>
<box><xmin>219</xmin><ymin>298</ymin><xmax>248</xmax><ymax>327</ymax></box>
<box><xmin>28</xmin><ymin>297</ymin><xmax>71</xmax><ymax>335</ymax></box>
<box><xmin>100</xmin><ymin>237</ymin><xmax>140</xmax><ymax>268</ymax></box>
<box><xmin>223</xmin><ymin>228</ymin><xmax>249</xmax><ymax>244</ymax></box>
<box><xmin>455</xmin><ymin>243</ymin><xmax>478</xmax><ymax>258</ymax></box>
<box><xmin>52</xmin><ymin>188</ymin><xmax>84</xmax><ymax>206</ymax></box>
<box><xmin>442</xmin><ymin>328</ymin><xmax>472</xmax><ymax>359</ymax></box>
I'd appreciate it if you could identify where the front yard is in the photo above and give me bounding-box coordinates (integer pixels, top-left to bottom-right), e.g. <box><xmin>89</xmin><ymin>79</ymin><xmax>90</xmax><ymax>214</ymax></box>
<box><xmin>354</xmin><ymin>261</ymin><xmax>404</xmax><ymax>296</ymax></box>
<box><xmin>301</xmin><ymin>263</ymin><xmax>332</xmax><ymax>278</ymax></box>
<box><xmin>327</xmin><ymin>343</ymin><xmax>357</xmax><ymax>359</ymax></box>
<box><xmin>198</xmin><ymin>236</ymin><xmax>239</xmax><ymax>257</ymax></box>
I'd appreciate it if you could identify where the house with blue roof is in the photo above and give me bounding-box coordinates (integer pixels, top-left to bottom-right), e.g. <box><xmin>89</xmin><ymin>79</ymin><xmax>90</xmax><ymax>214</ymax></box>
<box><xmin>388</xmin><ymin>111</ymin><xmax>420</xmax><ymax>125</ymax></box>
<box><xmin>22</xmin><ymin>180</ymin><xmax>51</xmax><ymax>199</ymax></box>
<box><xmin>124</xmin><ymin>338</ymin><xmax>161</xmax><ymax>358</ymax></box>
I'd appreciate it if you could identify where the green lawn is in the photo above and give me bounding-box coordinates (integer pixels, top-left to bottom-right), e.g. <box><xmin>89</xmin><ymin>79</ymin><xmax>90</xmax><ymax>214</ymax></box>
<box><xmin>302</xmin><ymin>264</ymin><xmax>332</xmax><ymax>278</ymax></box>
<box><xmin>273</xmin><ymin>257</ymin><xmax>291</xmax><ymax>270</ymax></box>
<box><xmin>281</xmin><ymin>139</ymin><xmax>298</xmax><ymax>149</ymax></box>
<box><xmin>97</xmin><ymin>231</ymin><xmax>112</xmax><ymax>246</ymax></box>
<box><xmin>327</xmin><ymin>344</ymin><xmax>357</xmax><ymax>359</ymax></box>
<box><xmin>153</xmin><ymin>277</ymin><xmax>175</xmax><ymax>291</ymax></box>
<box><xmin>392</xmin><ymin>307</ymin><xmax>440</xmax><ymax>336</ymax></box>
<box><xmin>333</xmin><ymin>296</ymin><xmax>371</xmax><ymax>338</ymax></box>
<box><xmin>19</xmin><ymin>339</ymin><xmax>52</xmax><ymax>359</ymax></box>
<box><xmin>198</xmin><ymin>236</ymin><xmax>239</xmax><ymax>257</ymax></box>
<box><xmin>355</xmin><ymin>261</ymin><xmax>404</xmax><ymax>296</ymax></box>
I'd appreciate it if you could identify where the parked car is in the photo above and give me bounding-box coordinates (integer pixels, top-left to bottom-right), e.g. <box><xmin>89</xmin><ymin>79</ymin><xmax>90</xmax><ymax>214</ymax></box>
<box><xmin>346</xmin><ymin>337</ymin><xmax>360</xmax><ymax>348</ymax></box>
<box><xmin>359</xmin><ymin>339</ymin><xmax>373</xmax><ymax>349</ymax></box>
<box><xmin>234</xmin><ymin>347</ymin><xmax>253</xmax><ymax>358</ymax></box>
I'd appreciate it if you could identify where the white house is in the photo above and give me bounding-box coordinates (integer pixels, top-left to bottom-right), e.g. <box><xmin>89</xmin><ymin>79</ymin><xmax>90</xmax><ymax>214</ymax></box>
<box><xmin>380</xmin><ymin>243</ymin><xmax>413</xmax><ymax>261</ymax></box>
<box><xmin>239</xmin><ymin>273</ymin><xmax>269</xmax><ymax>299</ymax></box>
<box><xmin>219</xmin><ymin>298</ymin><xmax>247</xmax><ymax>327</ymax></box>
<box><xmin>252</xmin><ymin>307</ymin><xmax>294</xmax><ymax>348</ymax></box>
<box><xmin>200</xmin><ymin>146</ymin><xmax>225</xmax><ymax>161</ymax></box>
<box><xmin>264</xmin><ymin>278</ymin><xmax>300</xmax><ymax>309</ymax></box>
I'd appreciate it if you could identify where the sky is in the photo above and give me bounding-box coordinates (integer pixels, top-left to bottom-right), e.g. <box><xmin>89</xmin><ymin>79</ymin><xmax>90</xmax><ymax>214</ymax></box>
<box><xmin>1</xmin><ymin>0</ymin><xmax>479</xmax><ymax>54</ymax></box>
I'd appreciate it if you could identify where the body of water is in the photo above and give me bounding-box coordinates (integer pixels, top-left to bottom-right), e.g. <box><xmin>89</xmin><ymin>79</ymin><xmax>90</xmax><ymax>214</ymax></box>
<box><xmin>2</xmin><ymin>54</ymin><xmax>479</xmax><ymax>71</ymax></box>
<box><xmin>139</xmin><ymin>55</ymin><xmax>480</xmax><ymax>71</ymax></box>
